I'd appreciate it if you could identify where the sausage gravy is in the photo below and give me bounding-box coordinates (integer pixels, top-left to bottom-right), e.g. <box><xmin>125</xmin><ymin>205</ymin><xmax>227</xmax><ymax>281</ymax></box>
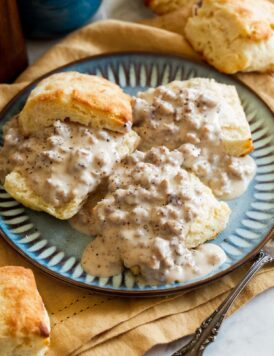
<box><xmin>81</xmin><ymin>147</ymin><xmax>227</xmax><ymax>284</ymax></box>
<box><xmin>0</xmin><ymin>117</ymin><xmax>130</xmax><ymax>207</ymax></box>
<box><xmin>132</xmin><ymin>85</ymin><xmax>256</xmax><ymax>199</ymax></box>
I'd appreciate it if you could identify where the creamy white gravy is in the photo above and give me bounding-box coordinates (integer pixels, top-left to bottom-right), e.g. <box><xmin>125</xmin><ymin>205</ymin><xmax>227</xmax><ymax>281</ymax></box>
<box><xmin>70</xmin><ymin>181</ymin><xmax>108</xmax><ymax>235</ymax></box>
<box><xmin>0</xmin><ymin>117</ymin><xmax>128</xmax><ymax>207</ymax></box>
<box><xmin>133</xmin><ymin>85</ymin><xmax>256</xmax><ymax>200</ymax></box>
<box><xmin>81</xmin><ymin>147</ymin><xmax>227</xmax><ymax>284</ymax></box>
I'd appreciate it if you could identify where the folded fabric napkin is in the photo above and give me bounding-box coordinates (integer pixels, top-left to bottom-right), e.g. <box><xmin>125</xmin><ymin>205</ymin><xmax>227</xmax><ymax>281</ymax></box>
<box><xmin>0</xmin><ymin>16</ymin><xmax>274</xmax><ymax>356</ymax></box>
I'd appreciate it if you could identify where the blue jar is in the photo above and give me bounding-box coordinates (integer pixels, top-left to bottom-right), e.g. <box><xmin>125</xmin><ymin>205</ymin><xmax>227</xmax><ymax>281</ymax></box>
<box><xmin>17</xmin><ymin>0</ymin><xmax>102</xmax><ymax>38</ymax></box>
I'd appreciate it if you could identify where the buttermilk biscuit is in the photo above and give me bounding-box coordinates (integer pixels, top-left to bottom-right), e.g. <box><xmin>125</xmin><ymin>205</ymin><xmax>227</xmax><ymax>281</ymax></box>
<box><xmin>185</xmin><ymin>0</ymin><xmax>274</xmax><ymax>73</ymax></box>
<box><xmin>76</xmin><ymin>163</ymin><xmax>231</xmax><ymax>247</ymax></box>
<box><xmin>80</xmin><ymin>147</ymin><xmax>230</xmax><ymax>283</ymax></box>
<box><xmin>3</xmin><ymin>129</ymin><xmax>139</xmax><ymax>220</ymax></box>
<box><xmin>0</xmin><ymin>266</ymin><xmax>50</xmax><ymax>356</ymax></box>
<box><xmin>169</xmin><ymin>78</ymin><xmax>253</xmax><ymax>156</ymax></box>
<box><xmin>1</xmin><ymin>70</ymin><xmax>140</xmax><ymax>220</ymax></box>
<box><xmin>133</xmin><ymin>78</ymin><xmax>253</xmax><ymax>156</ymax></box>
<box><xmin>145</xmin><ymin>0</ymin><xmax>196</xmax><ymax>15</ymax></box>
<box><xmin>4</xmin><ymin>171</ymin><xmax>84</xmax><ymax>220</ymax></box>
<box><xmin>183</xmin><ymin>172</ymin><xmax>230</xmax><ymax>248</ymax></box>
<box><xmin>19</xmin><ymin>72</ymin><xmax>133</xmax><ymax>135</ymax></box>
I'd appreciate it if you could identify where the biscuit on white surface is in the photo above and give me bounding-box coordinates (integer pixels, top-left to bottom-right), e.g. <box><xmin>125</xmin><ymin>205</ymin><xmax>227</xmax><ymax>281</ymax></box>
<box><xmin>185</xmin><ymin>0</ymin><xmax>274</xmax><ymax>73</ymax></box>
<box><xmin>19</xmin><ymin>72</ymin><xmax>133</xmax><ymax>135</ymax></box>
<box><xmin>0</xmin><ymin>266</ymin><xmax>50</xmax><ymax>356</ymax></box>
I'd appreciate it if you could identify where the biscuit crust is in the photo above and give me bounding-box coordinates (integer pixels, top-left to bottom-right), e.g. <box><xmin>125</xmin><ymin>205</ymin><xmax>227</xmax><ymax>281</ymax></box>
<box><xmin>145</xmin><ymin>0</ymin><xmax>195</xmax><ymax>15</ymax></box>
<box><xmin>167</xmin><ymin>78</ymin><xmax>253</xmax><ymax>156</ymax></box>
<box><xmin>0</xmin><ymin>266</ymin><xmax>50</xmax><ymax>355</ymax></box>
<box><xmin>185</xmin><ymin>0</ymin><xmax>274</xmax><ymax>73</ymax></box>
<box><xmin>19</xmin><ymin>72</ymin><xmax>133</xmax><ymax>135</ymax></box>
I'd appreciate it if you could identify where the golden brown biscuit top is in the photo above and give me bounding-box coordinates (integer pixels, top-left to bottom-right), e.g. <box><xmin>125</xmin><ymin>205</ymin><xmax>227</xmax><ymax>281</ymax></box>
<box><xmin>19</xmin><ymin>71</ymin><xmax>133</xmax><ymax>134</ymax></box>
<box><xmin>199</xmin><ymin>0</ymin><xmax>274</xmax><ymax>41</ymax></box>
<box><xmin>145</xmin><ymin>0</ymin><xmax>194</xmax><ymax>15</ymax></box>
<box><xmin>31</xmin><ymin>72</ymin><xmax>131</xmax><ymax>120</ymax></box>
<box><xmin>0</xmin><ymin>266</ymin><xmax>50</xmax><ymax>339</ymax></box>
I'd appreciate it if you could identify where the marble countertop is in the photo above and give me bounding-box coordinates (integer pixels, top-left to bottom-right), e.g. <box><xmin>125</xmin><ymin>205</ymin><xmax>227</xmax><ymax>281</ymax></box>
<box><xmin>26</xmin><ymin>1</ymin><xmax>274</xmax><ymax>355</ymax></box>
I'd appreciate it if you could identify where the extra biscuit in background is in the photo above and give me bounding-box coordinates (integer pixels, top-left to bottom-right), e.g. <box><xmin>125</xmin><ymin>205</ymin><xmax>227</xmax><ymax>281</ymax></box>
<box><xmin>145</xmin><ymin>0</ymin><xmax>196</xmax><ymax>15</ymax></box>
<box><xmin>0</xmin><ymin>266</ymin><xmax>50</xmax><ymax>356</ymax></box>
<box><xmin>185</xmin><ymin>0</ymin><xmax>274</xmax><ymax>73</ymax></box>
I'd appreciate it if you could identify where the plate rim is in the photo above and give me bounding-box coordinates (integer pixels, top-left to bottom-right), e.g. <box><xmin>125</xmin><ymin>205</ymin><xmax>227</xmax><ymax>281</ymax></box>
<box><xmin>0</xmin><ymin>51</ymin><xmax>273</xmax><ymax>297</ymax></box>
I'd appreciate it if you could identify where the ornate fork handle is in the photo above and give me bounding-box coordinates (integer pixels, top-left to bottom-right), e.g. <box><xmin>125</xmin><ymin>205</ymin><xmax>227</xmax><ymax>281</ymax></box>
<box><xmin>172</xmin><ymin>250</ymin><xmax>273</xmax><ymax>356</ymax></box>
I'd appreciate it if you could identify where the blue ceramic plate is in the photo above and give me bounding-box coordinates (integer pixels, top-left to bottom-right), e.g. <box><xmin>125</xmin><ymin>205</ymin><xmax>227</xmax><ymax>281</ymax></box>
<box><xmin>0</xmin><ymin>54</ymin><xmax>273</xmax><ymax>296</ymax></box>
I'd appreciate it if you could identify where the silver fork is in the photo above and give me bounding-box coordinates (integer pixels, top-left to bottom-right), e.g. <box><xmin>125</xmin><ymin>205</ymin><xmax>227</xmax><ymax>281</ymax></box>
<box><xmin>172</xmin><ymin>238</ymin><xmax>274</xmax><ymax>356</ymax></box>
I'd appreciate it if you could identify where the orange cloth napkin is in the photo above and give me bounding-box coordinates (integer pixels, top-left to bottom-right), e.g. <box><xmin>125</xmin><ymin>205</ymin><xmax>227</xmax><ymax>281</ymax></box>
<box><xmin>0</xmin><ymin>17</ymin><xmax>274</xmax><ymax>356</ymax></box>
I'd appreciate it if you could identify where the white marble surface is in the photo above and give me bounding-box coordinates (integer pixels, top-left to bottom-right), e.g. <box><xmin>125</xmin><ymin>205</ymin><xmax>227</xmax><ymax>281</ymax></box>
<box><xmin>146</xmin><ymin>287</ymin><xmax>274</xmax><ymax>356</ymax></box>
<box><xmin>25</xmin><ymin>1</ymin><xmax>274</xmax><ymax>355</ymax></box>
